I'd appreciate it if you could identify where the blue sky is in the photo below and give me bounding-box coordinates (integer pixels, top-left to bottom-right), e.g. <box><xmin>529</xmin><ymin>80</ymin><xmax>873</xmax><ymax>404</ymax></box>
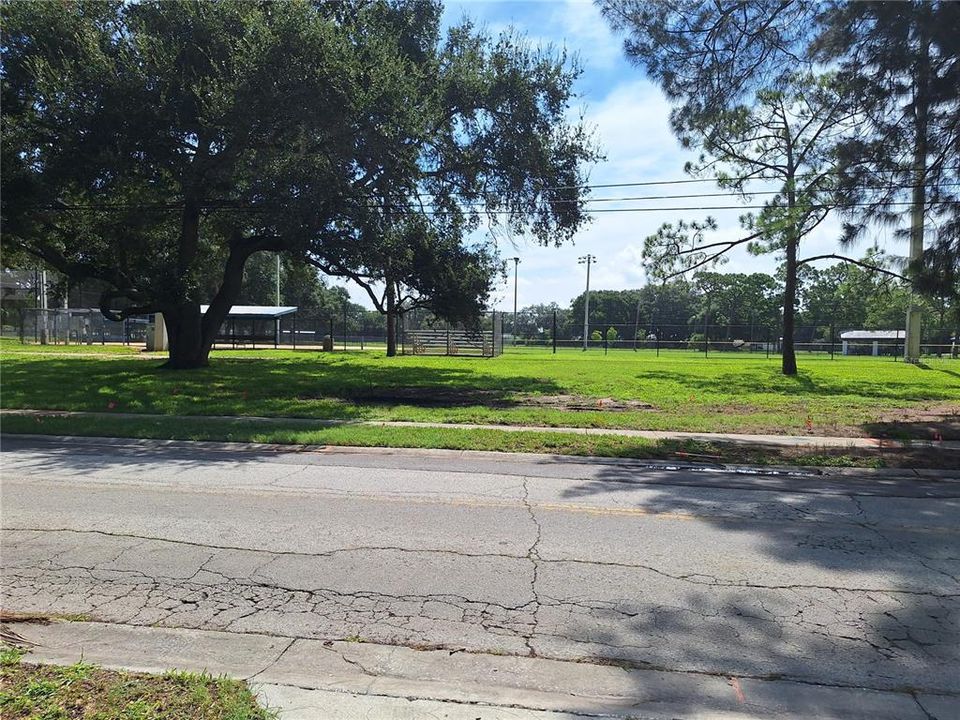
<box><xmin>338</xmin><ymin>0</ymin><xmax>895</xmax><ymax>310</ymax></box>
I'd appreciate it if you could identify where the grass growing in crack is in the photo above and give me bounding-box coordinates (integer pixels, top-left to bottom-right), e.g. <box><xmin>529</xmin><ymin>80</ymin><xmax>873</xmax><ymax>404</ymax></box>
<box><xmin>0</xmin><ymin>643</ymin><xmax>275</xmax><ymax>719</ymax></box>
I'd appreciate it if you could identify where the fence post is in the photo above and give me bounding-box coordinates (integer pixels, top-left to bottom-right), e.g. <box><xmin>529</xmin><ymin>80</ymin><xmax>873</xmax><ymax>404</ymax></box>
<box><xmin>766</xmin><ymin>327</ymin><xmax>771</xmax><ymax>359</ymax></box>
<box><xmin>656</xmin><ymin>328</ymin><xmax>660</xmax><ymax>357</ymax></box>
<box><xmin>342</xmin><ymin>305</ymin><xmax>347</xmax><ymax>351</ymax></box>
<box><xmin>101</xmin><ymin>316</ymin><xmax>105</xmax><ymax>345</ymax></box>
<box><xmin>829</xmin><ymin>323</ymin><xmax>835</xmax><ymax>360</ymax></box>
<box><xmin>18</xmin><ymin>308</ymin><xmax>24</xmax><ymax>344</ymax></box>
<box><xmin>604</xmin><ymin>334</ymin><xmax>608</xmax><ymax>355</ymax></box>
<box><xmin>552</xmin><ymin>310</ymin><xmax>557</xmax><ymax>354</ymax></box>
<box><xmin>329</xmin><ymin>317</ymin><xmax>334</xmax><ymax>348</ymax></box>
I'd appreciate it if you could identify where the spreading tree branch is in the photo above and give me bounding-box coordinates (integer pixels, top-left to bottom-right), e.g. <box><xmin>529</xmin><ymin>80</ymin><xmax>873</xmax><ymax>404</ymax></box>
<box><xmin>798</xmin><ymin>253</ymin><xmax>907</xmax><ymax>280</ymax></box>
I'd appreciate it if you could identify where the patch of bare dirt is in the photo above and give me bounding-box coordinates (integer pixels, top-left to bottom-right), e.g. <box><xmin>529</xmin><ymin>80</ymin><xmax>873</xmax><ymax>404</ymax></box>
<box><xmin>865</xmin><ymin>403</ymin><xmax>960</xmax><ymax>440</ymax></box>
<box><xmin>337</xmin><ymin>388</ymin><xmax>507</xmax><ymax>407</ymax></box>
<box><xmin>300</xmin><ymin>388</ymin><xmax>655</xmax><ymax>411</ymax></box>
<box><xmin>519</xmin><ymin>394</ymin><xmax>654</xmax><ymax>412</ymax></box>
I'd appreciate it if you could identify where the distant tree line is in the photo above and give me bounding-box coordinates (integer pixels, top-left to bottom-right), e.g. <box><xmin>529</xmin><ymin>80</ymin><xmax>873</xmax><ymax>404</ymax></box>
<box><xmin>511</xmin><ymin>254</ymin><xmax>957</xmax><ymax>347</ymax></box>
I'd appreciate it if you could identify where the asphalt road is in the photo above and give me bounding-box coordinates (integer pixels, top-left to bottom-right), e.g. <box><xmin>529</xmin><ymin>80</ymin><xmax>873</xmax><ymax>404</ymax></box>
<box><xmin>2</xmin><ymin>435</ymin><xmax>959</xmax><ymax>704</ymax></box>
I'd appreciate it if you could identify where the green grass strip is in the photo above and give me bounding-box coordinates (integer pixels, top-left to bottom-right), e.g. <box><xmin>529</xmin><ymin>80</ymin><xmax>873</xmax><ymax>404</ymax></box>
<box><xmin>0</xmin><ymin>412</ymin><xmax>905</xmax><ymax>468</ymax></box>
<box><xmin>0</xmin><ymin>644</ymin><xmax>273</xmax><ymax>720</ymax></box>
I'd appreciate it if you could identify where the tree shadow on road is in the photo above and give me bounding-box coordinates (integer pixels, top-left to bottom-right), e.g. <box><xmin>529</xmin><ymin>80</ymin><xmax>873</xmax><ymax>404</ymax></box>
<box><xmin>547</xmin><ymin>463</ymin><xmax>960</xmax><ymax>708</ymax></box>
<box><xmin>0</xmin><ymin>433</ymin><xmax>324</xmax><ymax>477</ymax></box>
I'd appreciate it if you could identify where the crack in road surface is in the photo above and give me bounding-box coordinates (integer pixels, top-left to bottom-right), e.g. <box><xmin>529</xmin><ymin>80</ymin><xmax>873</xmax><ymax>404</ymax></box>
<box><xmin>6</xmin><ymin>526</ymin><xmax>957</xmax><ymax>598</ymax></box>
<box><xmin>4</xmin><ymin>525</ymin><xmax>958</xmax><ymax>695</ymax></box>
<box><xmin>521</xmin><ymin>477</ymin><xmax>544</xmax><ymax>656</ymax></box>
<box><xmin>3</xmin><ymin>441</ymin><xmax>959</xmax><ymax>700</ymax></box>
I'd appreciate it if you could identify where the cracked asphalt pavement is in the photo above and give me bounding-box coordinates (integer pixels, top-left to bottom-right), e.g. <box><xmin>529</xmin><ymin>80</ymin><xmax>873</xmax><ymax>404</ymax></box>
<box><xmin>2</xmin><ymin>436</ymin><xmax>959</xmax><ymax>704</ymax></box>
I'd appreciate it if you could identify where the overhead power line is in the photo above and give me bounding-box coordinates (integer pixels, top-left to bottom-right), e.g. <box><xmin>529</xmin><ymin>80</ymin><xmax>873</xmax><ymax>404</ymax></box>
<box><xmin>24</xmin><ymin>174</ymin><xmax>960</xmax><ymax>214</ymax></box>
<box><xmin>536</xmin><ymin>166</ymin><xmax>960</xmax><ymax>192</ymax></box>
<box><xmin>31</xmin><ymin>198</ymin><xmax>960</xmax><ymax>215</ymax></box>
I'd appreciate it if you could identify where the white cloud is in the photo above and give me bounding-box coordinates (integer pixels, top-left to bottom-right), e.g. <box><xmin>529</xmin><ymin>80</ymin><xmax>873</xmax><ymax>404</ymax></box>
<box><xmin>581</xmin><ymin>79</ymin><xmax>683</xmax><ymax>182</ymax></box>
<box><xmin>549</xmin><ymin>0</ymin><xmax>625</xmax><ymax>71</ymax></box>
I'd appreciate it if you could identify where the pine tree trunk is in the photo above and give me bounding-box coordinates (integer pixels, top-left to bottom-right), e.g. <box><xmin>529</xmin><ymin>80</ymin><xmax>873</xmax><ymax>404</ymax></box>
<box><xmin>781</xmin><ymin>234</ymin><xmax>798</xmax><ymax>376</ymax></box>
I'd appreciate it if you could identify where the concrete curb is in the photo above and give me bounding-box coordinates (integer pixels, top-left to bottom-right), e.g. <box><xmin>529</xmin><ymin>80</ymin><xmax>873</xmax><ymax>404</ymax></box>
<box><xmin>3</xmin><ymin>407</ymin><xmax>958</xmax><ymax>450</ymax></box>
<box><xmin>7</xmin><ymin>620</ymin><xmax>953</xmax><ymax>720</ymax></box>
<box><xmin>3</xmin><ymin>432</ymin><xmax>959</xmax><ymax>482</ymax></box>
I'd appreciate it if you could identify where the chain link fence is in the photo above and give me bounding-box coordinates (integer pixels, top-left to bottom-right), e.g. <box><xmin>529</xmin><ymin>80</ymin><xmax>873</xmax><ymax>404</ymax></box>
<box><xmin>17</xmin><ymin>308</ymin><xmax>150</xmax><ymax>346</ymax></box>
<box><xmin>13</xmin><ymin>307</ymin><xmax>506</xmax><ymax>358</ymax></box>
<box><xmin>504</xmin><ymin>315</ymin><xmax>959</xmax><ymax>360</ymax></box>
<box><xmin>11</xmin><ymin>307</ymin><xmax>957</xmax><ymax>360</ymax></box>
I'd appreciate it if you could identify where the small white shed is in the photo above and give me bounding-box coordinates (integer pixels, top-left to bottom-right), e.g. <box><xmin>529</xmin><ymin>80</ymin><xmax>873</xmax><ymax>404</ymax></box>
<box><xmin>839</xmin><ymin>330</ymin><xmax>905</xmax><ymax>356</ymax></box>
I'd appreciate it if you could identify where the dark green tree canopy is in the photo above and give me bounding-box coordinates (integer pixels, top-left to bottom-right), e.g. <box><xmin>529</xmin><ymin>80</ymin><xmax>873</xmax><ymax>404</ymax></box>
<box><xmin>814</xmin><ymin>1</ymin><xmax>960</xmax><ymax>325</ymax></box>
<box><xmin>1</xmin><ymin>0</ymin><xmax>598</xmax><ymax>366</ymax></box>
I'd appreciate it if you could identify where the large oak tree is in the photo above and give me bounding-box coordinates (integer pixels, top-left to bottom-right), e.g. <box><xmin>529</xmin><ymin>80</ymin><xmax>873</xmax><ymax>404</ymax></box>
<box><xmin>2</xmin><ymin>0</ymin><xmax>597</xmax><ymax>367</ymax></box>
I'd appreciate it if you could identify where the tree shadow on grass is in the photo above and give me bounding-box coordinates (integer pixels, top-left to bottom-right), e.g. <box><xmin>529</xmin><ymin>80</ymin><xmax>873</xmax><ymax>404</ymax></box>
<box><xmin>926</xmin><ymin>364</ymin><xmax>960</xmax><ymax>381</ymax></box>
<box><xmin>547</xmin><ymin>462</ymin><xmax>960</xmax><ymax>704</ymax></box>
<box><xmin>862</xmin><ymin>417</ymin><xmax>960</xmax><ymax>441</ymax></box>
<box><xmin>635</xmin><ymin>367</ymin><xmax>958</xmax><ymax>403</ymax></box>
<box><xmin>0</xmin><ymin>356</ymin><xmax>566</xmax><ymax>417</ymax></box>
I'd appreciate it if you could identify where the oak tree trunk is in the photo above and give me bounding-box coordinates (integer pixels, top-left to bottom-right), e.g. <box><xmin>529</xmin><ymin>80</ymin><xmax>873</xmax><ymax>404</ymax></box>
<box><xmin>162</xmin><ymin>303</ymin><xmax>208</xmax><ymax>369</ymax></box>
<box><xmin>385</xmin><ymin>281</ymin><xmax>398</xmax><ymax>357</ymax></box>
<box><xmin>160</xmin><ymin>243</ymin><xmax>255</xmax><ymax>369</ymax></box>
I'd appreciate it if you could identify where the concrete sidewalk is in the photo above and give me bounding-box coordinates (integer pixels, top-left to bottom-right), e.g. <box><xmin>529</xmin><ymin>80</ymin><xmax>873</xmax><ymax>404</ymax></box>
<box><xmin>5</xmin><ymin>431</ymin><xmax>960</xmax><ymax>482</ymax></box>
<box><xmin>3</xmin><ymin>408</ymin><xmax>958</xmax><ymax>450</ymax></box>
<box><xmin>6</xmin><ymin>620</ymin><xmax>954</xmax><ymax>720</ymax></box>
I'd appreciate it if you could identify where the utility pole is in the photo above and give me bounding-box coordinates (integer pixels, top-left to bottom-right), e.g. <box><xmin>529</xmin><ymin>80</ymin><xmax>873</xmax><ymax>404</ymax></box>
<box><xmin>276</xmin><ymin>254</ymin><xmax>281</xmax><ymax>306</ymax></box>
<box><xmin>905</xmin><ymin>18</ymin><xmax>930</xmax><ymax>364</ymax></box>
<box><xmin>633</xmin><ymin>294</ymin><xmax>641</xmax><ymax>351</ymax></box>
<box><xmin>510</xmin><ymin>257</ymin><xmax>520</xmax><ymax>344</ymax></box>
<box><xmin>578</xmin><ymin>254</ymin><xmax>596</xmax><ymax>351</ymax></box>
<box><xmin>39</xmin><ymin>268</ymin><xmax>49</xmax><ymax>344</ymax></box>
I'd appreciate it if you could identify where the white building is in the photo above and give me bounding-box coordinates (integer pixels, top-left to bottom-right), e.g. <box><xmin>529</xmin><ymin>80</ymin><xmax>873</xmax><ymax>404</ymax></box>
<box><xmin>839</xmin><ymin>330</ymin><xmax>905</xmax><ymax>356</ymax></box>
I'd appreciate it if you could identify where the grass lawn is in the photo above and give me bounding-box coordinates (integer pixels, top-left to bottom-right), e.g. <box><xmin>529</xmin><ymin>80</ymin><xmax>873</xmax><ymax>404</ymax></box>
<box><xmin>0</xmin><ymin>644</ymin><xmax>272</xmax><ymax>720</ymax></box>
<box><xmin>2</xmin><ymin>341</ymin><xmax>957</xmax><ymax>438</ymax></box>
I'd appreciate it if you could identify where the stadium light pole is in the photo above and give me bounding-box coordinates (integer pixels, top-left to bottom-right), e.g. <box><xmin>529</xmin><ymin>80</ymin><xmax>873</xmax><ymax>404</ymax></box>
<box><xmin>633</xmin><ymin>294</ymin><xmax>642</xmax><ymax>351</ymax></box>
<box><xmin>276</xmin><ymin>254</ymin><xmax>281</xmax><ymax>306</ymax></box>
<box><xmin>510</xmin><ymin>257</ymin><xmax>520</xmax><ymax>344</ymax></box>
<box><xmin>578</xmin><ymin>254</ymin><xmax>596</xmax><ymax>351</ymax></box>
